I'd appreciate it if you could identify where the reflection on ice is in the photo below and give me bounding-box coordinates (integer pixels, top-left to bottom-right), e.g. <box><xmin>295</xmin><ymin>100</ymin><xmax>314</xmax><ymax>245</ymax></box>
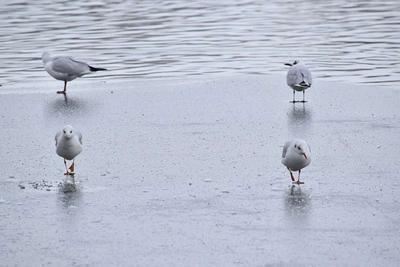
<box><xmin>285</xmin><ymin>185</ymin><xmax>311</xmax><ymax>217</ymax></box>
<box><xmin>60</xmin><ymin>175</ymin><xmax>77</xmax><ymax>193</ymax></box>
<box><xmin>58</xmin><ymin>182</ymin><xmax>82</xmax><ymax>209</ymax></box>
<box><xmin>45</xmin><ymin>95</ymin><xmax>89</xmax><ymax>119</ymax></box>
<box><xmin>287</xmin><ymin>103</ymin><xmax>313</xmax><ymax>137</ymax></box>
<box><xmin>287</xmin><ymin>103</ymin><xmax>312</xmax><ymax>125</ymax></box>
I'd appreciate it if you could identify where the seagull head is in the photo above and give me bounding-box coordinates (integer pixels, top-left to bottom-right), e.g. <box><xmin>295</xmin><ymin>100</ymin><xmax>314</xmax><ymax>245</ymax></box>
<box><xmin>42</xmin><ymin>52</ymin><xmax>51</xmax><ymax>64</ymax></box>
<box><xmin>293</xmin><ymin>143</ymin><xmax>308</xmax><ymax>160</ymax></box>
<box><xmin>62</xmin><ymin>125</ymin><xmax>74</xmax><ymax>139</ymax></box>
<box><xmin>284</xmin><ymin>60</ymin><xmax>299</xmax><ymax>67</ymax></box>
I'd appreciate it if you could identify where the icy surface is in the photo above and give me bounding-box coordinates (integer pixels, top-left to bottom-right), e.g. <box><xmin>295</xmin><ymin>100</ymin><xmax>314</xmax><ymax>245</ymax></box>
<box><xmin>0</xmin><ymin>75</ymin><xmax>400</xmax><ymax>266</ymax></box>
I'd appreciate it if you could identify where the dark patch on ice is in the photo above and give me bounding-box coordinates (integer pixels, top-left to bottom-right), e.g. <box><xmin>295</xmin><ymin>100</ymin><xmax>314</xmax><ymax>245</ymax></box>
<box><xmin>370</xmin><ymin>122</ymin><xmax>399</xmax><ymax>129</ymax></box>
<box><xmin>18</xmin><ymin>180</ymin><xmax>68</xmax><ymax>192</ymax></box>
<box><xmin>60</xmin><ymin>181</ymin><xmax>77</xmax><ymax>193</ymax></box>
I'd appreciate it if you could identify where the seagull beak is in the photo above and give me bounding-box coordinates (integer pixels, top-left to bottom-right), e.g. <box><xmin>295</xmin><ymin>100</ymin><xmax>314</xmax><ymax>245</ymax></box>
<box><xmin>302</xmin><ymin>153</ymin><xmax>307</xmax><ymax>159</ymax></box>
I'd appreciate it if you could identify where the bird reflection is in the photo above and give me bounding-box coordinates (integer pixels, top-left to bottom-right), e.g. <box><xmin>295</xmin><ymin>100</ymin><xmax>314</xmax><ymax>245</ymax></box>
<box><xmin>58</xmin><ymin>180</ymin><xmax>81</xmax><ymax>209</ymax></box>
<box><xmin>46</xmin><ymin>95</ymin><xmax>89</xmax><ymax>119</ymax></box>
<box><xmin>284</xmin><ymin>185</ymin><xmax>311</xmax><ymax>217</ymax></box>
<box><xmin>62</xmin><ymin>93</ymin><xmax>68</xmax><ymax>104</ymax></box>
<box><xmin>287</xmin><ymin>103</ymin><xmax>312</xmax><ymax>136</ymax></box>
<box><xmin>288</xmin><ymin>102</ymin><xmax>312</xmax><ymax>124</ymax></box>
<box><xmin>60</xmin><ymin>175</ymin><xmax>77</xmax><ymax>192</ymax></box>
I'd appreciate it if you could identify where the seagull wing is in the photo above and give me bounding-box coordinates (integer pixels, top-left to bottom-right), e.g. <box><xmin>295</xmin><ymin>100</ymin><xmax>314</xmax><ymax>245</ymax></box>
<box><xmin>77</xmin><ymin>131</ymin><xmax>83</xmax><ymax>145</ymax></box>
<box><xmin>282</xmin><ymin>141</ymin><xmax>291</xmax><ymax>158</ymax></box>
<box><xmin>286</xmin><ymin>67</ymin><xmax>302</xmax><ymax>86</ymax></box>
<box><xmin>55</xmin><ymin>131</ymin><xmax>62</xmax><ymax>147</ymax></box>
<box><xmin>287</xmin><ymin>64</ymin><xmax>312</xmax><ymax>86</ymax></box>
<box><xmin>51</xmin><ymin>56</ymin><xmax>90</xmax><ymax>77</ymax></box>
<box><xmin>300</xmin><ymin>65</ymin><xmax>312</xmax><ymax>85</ymax></box>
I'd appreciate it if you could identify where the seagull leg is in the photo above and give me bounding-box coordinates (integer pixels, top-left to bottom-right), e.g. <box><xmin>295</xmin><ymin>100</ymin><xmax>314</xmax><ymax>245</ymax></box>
<box><xmin>68</xmin><ymin>160</ymin><xmax>75</xmax><ymax>176</ymax></box>
<box><xmin>288</xmin><ymin>168</ymin><xmax>296</xmax><ymax>182</ymax></box>
<box><xmin>296</xmin><ymin>169</ymin><xmax>304</xmax><ymax>184</ymax></box>
<box><xmin>301</xmin><ymin>90</ymin><xmax>307</xmax><ymax>103</ymax></box>
<box><xmin>57</xmin><ymin>81</ymin><xmax>67</xmax><ymax>94</ymax></box>
<box><xmin>290</xmin><ymin>90</ymin><xmax>296</xmax><ymax>103</ymax></box>
<box><xmin>63</xmin><ymin>159</ymin><xmax>70</xmax><ymax>175</ymax></box>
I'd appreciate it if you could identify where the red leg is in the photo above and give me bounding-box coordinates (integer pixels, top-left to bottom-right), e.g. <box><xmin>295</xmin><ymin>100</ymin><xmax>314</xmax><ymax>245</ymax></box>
<box><xmin>296</xmin><ymin>169</ymin><xmax>304</xmax><ymax>184</ymax></box>
<box><xmin>68</xmin><ymin>160</ymin><xmax>75</xmax><ymax>175</ymax></box>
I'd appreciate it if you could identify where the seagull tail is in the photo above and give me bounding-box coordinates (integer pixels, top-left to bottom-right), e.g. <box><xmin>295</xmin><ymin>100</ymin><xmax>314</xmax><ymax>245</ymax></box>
<box><xmin>89</xmin><ymin>65</ymin><xmax>107</xmax><ymax>72</ymax></box>
<box><xmin>299</xmin><ymin>81</ymin><xmax>311</xmax><ymax>88</ymax></box>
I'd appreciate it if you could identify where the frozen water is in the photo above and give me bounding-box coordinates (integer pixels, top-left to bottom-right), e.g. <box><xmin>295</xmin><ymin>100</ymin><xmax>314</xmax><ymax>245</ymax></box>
<box><xmin>0</xmin><ymin>75</ymin><xmax>399</xmax><ymax>265</ymax></box>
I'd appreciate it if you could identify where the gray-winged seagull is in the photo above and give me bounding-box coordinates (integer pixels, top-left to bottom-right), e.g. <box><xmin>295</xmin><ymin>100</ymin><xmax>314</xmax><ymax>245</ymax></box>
<box><xmin>285</xmin><ymin>60</ymin><xmax>312</xmax><ymax>103</ymax></box>
<box><xmin>281</xmin><ymin>139</ymin><xmax>311</xmax><ymax>184</ymax></box>
<box><xmin>55</xmin><ymin>125</ymin><xmax>83</xmax><ymax>176</ymax></box>
<box><xmin>42</xmin><ymin>52</ymin><xmax>106</xmax><ymax>94</ymax></box>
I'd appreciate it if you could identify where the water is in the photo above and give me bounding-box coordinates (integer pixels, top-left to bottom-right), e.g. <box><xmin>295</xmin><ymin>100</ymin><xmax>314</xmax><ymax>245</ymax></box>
<box><xmin>1</xmin><ymin>0</ymin><xmax>400</xmax><ymax>88</ymax></box>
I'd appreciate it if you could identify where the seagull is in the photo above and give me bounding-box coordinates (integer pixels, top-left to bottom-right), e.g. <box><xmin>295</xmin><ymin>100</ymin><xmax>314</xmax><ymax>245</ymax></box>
<box><xmin>281</xmin><ymin>139</ymin><xmax>311</xmax><ymax>184</ymax></box>
<box><xmin>55</xmin><ymin>125</ymin><xmax>83</xmax><ymax>176</ymax></box>
<box><xmin>42</xmin><ymin>52</ymin><xmax>106</xmax><ymax>94</ymax></box>
<box><xmin>285</xmin><ymin>60</ymin><xmax>312</xmax><ymax>103</ymax></box>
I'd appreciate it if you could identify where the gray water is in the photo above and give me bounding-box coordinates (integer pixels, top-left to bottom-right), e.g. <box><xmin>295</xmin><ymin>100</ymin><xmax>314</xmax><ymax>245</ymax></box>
<box><xmin>1</xmin><ymin>0</ymin><xmax>400</xmax><ymax>88</ymax></box>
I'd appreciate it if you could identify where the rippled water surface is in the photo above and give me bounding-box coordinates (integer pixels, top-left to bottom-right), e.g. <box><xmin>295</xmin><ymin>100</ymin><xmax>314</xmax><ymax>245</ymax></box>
<box><xmin>1</xmin><ymin>0</ymin><xmax>400</xmax><ymax>88</ymax></box>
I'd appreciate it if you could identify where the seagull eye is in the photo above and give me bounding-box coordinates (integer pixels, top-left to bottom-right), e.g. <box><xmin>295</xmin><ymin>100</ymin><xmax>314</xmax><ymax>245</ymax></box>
<box><xmin>70</xmin><ymin>131</ymin><xmax>72</xmax><ymax>133</ymax></box>
<box><xmin>63</xmin><ymin>130</ymin><xmax>66</xmax><ymax>133</ymax></box>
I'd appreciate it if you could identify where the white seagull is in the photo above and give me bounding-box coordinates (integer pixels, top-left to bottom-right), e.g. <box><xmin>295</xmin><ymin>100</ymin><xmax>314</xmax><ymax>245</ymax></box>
<box><xmin>42</xmin><ymin>52</ymin><xmax>106</xmax><ymax>94</ymax></box>
<box><xmin>281</xmin><ymin>139</ymin><xmax>311</xmax><ymax>184</ymax></box>
<box><xmin>285</xmin><ymin>60</ymin><xmax>312</xmax><ymax>103</ymax></box>
<box><xmin>55</xmin><ymin>125</ymin><xmax>83</xmax><ymax>176</ymax></box>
